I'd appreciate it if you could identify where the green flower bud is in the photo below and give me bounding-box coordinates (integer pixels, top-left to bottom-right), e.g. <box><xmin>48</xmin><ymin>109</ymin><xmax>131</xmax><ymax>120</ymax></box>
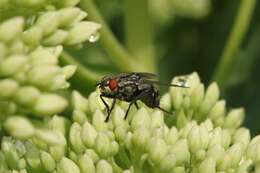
<box><xmin>18</xmin><ymin>158</ymin><xmax>26</xmax><ymax>169</ymax></box>
<box><xmin>188</xmin><ymin>125</ymin><xmax>201</xmax><ymax>153</ymax></box>
<box><xmin>247</xmin><ymin>135</ymin><xmax>260</xmax><ymax>163</ymax></box>
<box><xmin>160</xmin><ymin>93</ymin><xmax>171</xmax><ymax>111</ymax></box>
<box><xmin>208</xmin><ymin>127</ymin><xmax>222</xmax><ymax>148</ymax></box>
<box><xmin>198</xmin><ymin>82</ymin><xmax>219</xmax><ymax>115</ymax></box>
<box><xmin>165</xmin><ymin>126</ymin><xmax>179</xmax><ymax>145</ymax></box>
<box><xmin>199</xmin><ymin>125</ymin><xmax>210</xmax><ymax>149</ymax></box>
<box><xmin>199</xmin><ymin>157</ymin><xmax>216</xmax><ymax>173</ymax></box>
<box><xmin>236</xmin><ymin>159</ymin><xmax>253</xmax><ymax>173</ymax></box>
<box><xmin>58</xmin><ymin>7</ymin><xmax>83</xmax><ymax>27</ymax></box>
<box><xmin>92</xmin><ymin>109</ymin><xmax>107</xmax><ymax>131</ymax></box>
<box><xmin>180</xmin><ymin>121</ymin><xmax>197</xmax><ymax>138</ymax></box>
<box><xmin>170</xmin><ymin>139</ymin><xmax>190</xmax><ymax>165</ymax></box>
<box><xmin>159</xmin><ymin>154</ymin><xmax>176</xmax><ymax>172</ymax></box>
<box><xmin>72</xmin><ymin>110</ymin><xmax>87</xmax><ymax>125</ymax></box>
<box><xmin>4</xmin><ymin>116</ymin><xmax>35</xmax><ymax>139</ymax></box>
<box><xmin>48</xmin><ymin>115</ymin><xmax>67</xmax><ymax>134</ymax></box>
<box><xmin>195</xmin><ymin>149</ymin><xmax>206</xmax><ymax>161</ymax></box>
<box><xmin>65</xmin><ymin>21</ymin><xmax>101</xmax><ymax>45</ymax></box>
<box><xmin>148</xmin><ymin>138</ymin><xmax>168</xmax><ymax>163</ymax></box>
<box><xmin>24</xmin><ymin>141</ymin><xmax>41</xmax><ymax>170</ymax></box>
<box><xmin>0</xmin><ymin>152</ymin><xmax>7</xmax><ymax>172</ymax></box>
<box><xmin>221</xmin><ymin>129</ymin><xmax>231</xmax><ymax>149</ymax></box>
<box><xmin>207</xmin><ymin>145</ymin><xmax>225</xmax><ymax>166</ymax></box>
<box><xmin>1</xmin><ymin>137</ymin><xmax>20</xmax><ymax>169</ymax></box>
<box><xmin>0</xmin><ymin>79</ymin><xmax>19</xmax><ymax>98</ymax></box>
<box><xmin>0</xmin><ymin>17</ymin><xmax>24</xmax><ymax>42</ymax></box>
<box><xmin>81</xmin><ymin>121</ymin><xmax>97</xmax><ymax>148</ymax></box>
<box><xmin>78</xmin><ymin>154</ymin><xmax>95</xmax><ymax>173</ymax></box>
<box><xmin>208</xmin><ymin>100</ymin><xmax>226</xmax><ymax>121</ymax></box>
<box><xmin>40</xmin><ymin>151</ymin><xmax>56</xmax><ymax>172</ymax></box>
<box><xmin>57</xmin><ymin>157</ymin><xmax>80</xmax><ymax>173</ymax></box>
<box><xmin>27</xmin><ymin>65</ymin><xmax>60</xmax><ymax>88</ymax></box>
<box><xmin>176</xmin><ymin>110</ymin><xmax>188</xmax><ymax>128</ymax></box>
<box><xmin>22</xmin><ymin>26</ymin><xmax>43</xmax><ymax>45</ymax></box>
<box><xmin>85</xmin><ymin>149</ymin><xmax>100</xmax><ymax>163</ymax></box>
<box><xmin>114</xmin><ymin>125</ymin><xmax>128</xmax><ymax>143</ymax></box>
<box><xmin>50</xmin><ymin>75</ymin><xmax>69</xmax><ymax>90</ymax></box>
<box><xmin>224</xmin><ymin>108</ymin><xmax>245</xmax><ymax>129</ymax></box>
<box><xmin>49</xmin><ymin>145</ymin><xmax>66</xmax><ymax>161</ymax></box>
<box><xmin>96</xmin><ymin>160</ymin><xmax>113</xmax><ymax>173</ymax></box>
<box><xmin>124</xmin><ymin>132</ymin><xmax>133</xmax><ymax>150</ymax></box>
<box><xmin>110</xmin><ymin>141</ymin><xmax>119</xmax><ymax>156</ymax></box>
<box><xmin>0</xmin><ymin>54</ymin><xmax>27</xmax><ymax>77</ymax></box>
<box><xmin>62</xmin><ymin>65</ymin><xmax>77</xmax><ymax>79</ymax></box>
<box><xmin>36</xmin><ymin>12</ymin><xmax>59</xmax><ymax>35</ymax></box>
<box><xmin>170</xmin><ymin>87</ymin><xmax>183</xmax><ymax>109</ymax></box>
<box><xmin>35</xmin><ymin>129</ymin><xmax>66</xmax><ymax>146</ymax></box>
<box><xmin>226</xmin><ymin>143</ymin><xmax>243</xmax><ymax>167</ymax></box>
<box><xmin>111</xmin><ymin>106</ymin><xmax>128</xmax><ymax>128</ymax></box>
<box><xmin>14</xmin><ymin>141</ymin><xmax>26</xmax><ymax>157</ymax></box>
<box><xmin>150</xmin><ymin>110</ymin><xmax>164</xmax><ymax>129</ymax></box>
<box><xmin>29</xmin><ymin>47</ymin><xmax>58</xmax><ymax>66</ymax></box>
<box><xmin>233</xmin><ymin>128</ymin><xmax>250</xmax><ymax>149</ymax></box>
<box><xmin>201</xmin><ymin>119</ymin><xmax>213</xmax><ymax>131</ymax></box>
<box><xmin>14</xmin><ymin>86</ymin><xmax>41</xmax><ymax>106</ymax></box>
<box><xmin>218</xmin><ymin>153</ymin><xmax>232</xmax><ymax>171</ymax></box>
<box><xmin>9</xmin><ymin>40</ymin><xmax>25</xmax><ymax>54</ymax></box>
<box><xmin>69</xmin><ymin>122</ymin><xmax>85</xmax><ymax>153</ymax></box>
<box><xmin>95</xmin><ymin>132</ymin><xmax>111</xmax><ymax>158</ymax></box>
<box><xmin>88</xmin><ymin>91</ymin><xmax>106</xmax><ymax>113</ymax></box>
<box><xmin>132</xmin><ymin>126</ymin><xmax>150</xmax><ymax>151</ymax></box>
<box><xmin>34</xmin><ymin>94</ymin><xmax>68</xmax><ymax>116</ymax></box>
<box><xmin>131</xmin><ymin>108</ymin><xmax>151</xmax><ymax>131</ymax></box>
<box><xmin>71</xmin><ymin>90</ymin><xmax>88</xmax><ymax>112</ymax></box>
<box><xmin>42</xmin><ymin>29</ymin><xmax>68</xmax><ymax>46</ymax></box>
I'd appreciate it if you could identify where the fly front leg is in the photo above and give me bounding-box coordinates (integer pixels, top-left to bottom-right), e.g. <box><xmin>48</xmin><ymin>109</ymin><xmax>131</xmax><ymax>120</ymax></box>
<box><xmin>105</xmin><ymin>98</ymin><xmax>116</xmax><ymax>122</ymax></box>
<box><xmin>100</xmin><ymin>95</ymin><xmax>116</xmax><ymax>121</ymax></box>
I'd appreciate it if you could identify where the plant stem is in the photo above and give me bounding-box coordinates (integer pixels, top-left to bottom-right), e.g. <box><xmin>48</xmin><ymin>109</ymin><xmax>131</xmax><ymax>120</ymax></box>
<box><xmin>212</xmin><ymin>0</ymin><xmax>256</xmax><ymax>87</ymax></box>
<box><xmin>60</xmin><ymin>51</ymin><xmax>100</xmax><ymax>84</ymax></box>
<box><xmin>123</xmin><ymin>0</ymin><xmax>156</xmax><ymax>73</ymax></box>
<box><xmin>80</xmin><ymin>0</ymin><xmax>136</xmax><ymax>72</ymax></box>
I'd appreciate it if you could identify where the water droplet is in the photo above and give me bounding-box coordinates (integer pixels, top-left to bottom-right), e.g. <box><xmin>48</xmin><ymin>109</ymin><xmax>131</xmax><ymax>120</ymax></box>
<box><xmin>88</xmin><ymin>32</ymin><xmax>100</xmax><ymax>43</ymax></box>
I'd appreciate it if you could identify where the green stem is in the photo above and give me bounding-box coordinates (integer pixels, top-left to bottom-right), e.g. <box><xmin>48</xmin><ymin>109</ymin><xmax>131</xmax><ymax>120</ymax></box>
<box><xmin>123</xmin><ymin>0</ymin><xmax>156</xmax><ymax>73</ymax></box>
<box><xmin>212</xmin><ymin>0</ymin><xmax>256</xmax><ymax>86</ymax></box>
<box><xmin>80</xmin><ymin>0</ymin><xmax>135</xmax><ymax>72</ymax></box>
<box><xmin>60</xmin><ymin>51</ymin><xmax>100</xmax><ymax>84</ymax></box>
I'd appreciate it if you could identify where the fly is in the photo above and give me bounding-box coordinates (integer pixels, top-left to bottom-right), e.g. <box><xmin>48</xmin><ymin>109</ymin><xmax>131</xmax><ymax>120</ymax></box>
<box><xmin>97</xmin><ymin>72</ymin><xmax>189</xmax><ymax>122</ymax></box>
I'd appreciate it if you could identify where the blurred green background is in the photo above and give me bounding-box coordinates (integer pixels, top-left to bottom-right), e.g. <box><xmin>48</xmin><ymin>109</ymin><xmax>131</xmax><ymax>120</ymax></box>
<box><xmin>67</xmin><ymin>0</ymin><xmax>260</xmax><ymax>135</ymax></box>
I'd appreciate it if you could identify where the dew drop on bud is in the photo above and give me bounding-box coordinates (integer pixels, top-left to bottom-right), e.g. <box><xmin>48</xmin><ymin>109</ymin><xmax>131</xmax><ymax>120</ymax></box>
<box><xmin>88</xmin><ymin>33</ymin><xmax>100</xmax><ymax>43</ymax></box>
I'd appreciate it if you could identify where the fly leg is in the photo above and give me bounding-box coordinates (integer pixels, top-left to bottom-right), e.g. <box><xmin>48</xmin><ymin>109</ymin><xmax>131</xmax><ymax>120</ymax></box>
<box><xmin>124</xmin><ymin>89</ymin><xmax>150</xmax><ymax>120</ymax></box>
<box><xmin>134</xmin><ymin>102</ymin><xmax>139</xmax><ymax>109</ymax></box>
<box><xmin>105</xmin><ymin>98</ymin><xmax>116</xmax><ymax>122</ymax></box>
<box><xmin>100</xmin><ymin>95</ymin><xmax>116</xmax><ymax>121</ymax></box>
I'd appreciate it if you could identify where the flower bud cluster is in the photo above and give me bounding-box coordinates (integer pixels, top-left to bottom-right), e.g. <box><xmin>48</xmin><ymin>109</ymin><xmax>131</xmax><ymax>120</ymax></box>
<box><xmin>0</xmin><ymin>73</ymin><xmax>258</xmax><ymax>173</ymax></box>
<box><xmin>0</xmin><ymin>3</ymin><xmax>100</xmax><ymax>123</ymax></box>
<box><xmin>164</xmin><ymin>72</ymin><xmax>245</xmax><ymax>129</ymax></box>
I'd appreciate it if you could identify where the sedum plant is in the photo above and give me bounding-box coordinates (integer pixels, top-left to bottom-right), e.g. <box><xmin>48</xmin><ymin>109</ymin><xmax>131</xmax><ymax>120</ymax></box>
<box><xmin>0</xmin><ymin>0</ymin><xmax>258</xmax><ymax>173</ymax></box>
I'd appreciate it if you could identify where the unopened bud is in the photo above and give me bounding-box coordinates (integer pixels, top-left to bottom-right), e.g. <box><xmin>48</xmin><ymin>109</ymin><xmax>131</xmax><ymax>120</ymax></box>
<box><xmin>81</xmin><ymin>121</ymin><xmax>97</xmax><ymax>148</ymax></box>
<box><xmin>40</xmin><ymin>151</ymin><xmax>56</xmax><ymax>172</ymax></box>
<box><xmin>224</xmin><ymin>108</ymin><xmax>245</xmax><ymax>129</ymax></box>
<box><xmin>199</xmin><ymin>157</ymin><xmax>216</xmax><ymax>173</ymax></box>
<box><xmin>4</xmin><ymin>116</ymin><xmax>35</xmax><ymax>139</ymax></box>
<box><xmin>69</xmin><ymin>123</ymin><xmax>85</xmax><ymax>153</ymax></box>
<box><xmin>96</xmin><ymin>160</ymin><xmax>113</xmax><ymax>173</ymax></box>
<box><xmin>57</xmin><ymin>157</ymin><xmax>80</xmax><ymax>173</ymax></box>
<box><xmin>0</xmin><ymin>17</ymin><xmax>24</xmax><ymax>42</ymax></box>
<box><xmin>78</xmin><ymin>154</ymin><xmax>95</xmax><ymax>173</ymax></box>
<box><xmin>131</xmin><ymin>108</ymin><xmax>151</xmax><ymax>131</ymax></box>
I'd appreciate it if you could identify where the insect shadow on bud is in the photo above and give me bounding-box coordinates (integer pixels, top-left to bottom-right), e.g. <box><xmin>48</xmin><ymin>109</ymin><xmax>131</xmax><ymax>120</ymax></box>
<box><xmin>97</xmin><ymin>72</ymin><xmax>189</xmax><ymax>122</ymax></box>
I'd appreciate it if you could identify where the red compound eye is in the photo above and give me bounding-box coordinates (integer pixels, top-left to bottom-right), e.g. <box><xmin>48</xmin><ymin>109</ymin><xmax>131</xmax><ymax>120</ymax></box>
<box><xmin>109</xmin><ymin>79</ymin><xmax>118</xmax><ymax>91</ymax></box>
